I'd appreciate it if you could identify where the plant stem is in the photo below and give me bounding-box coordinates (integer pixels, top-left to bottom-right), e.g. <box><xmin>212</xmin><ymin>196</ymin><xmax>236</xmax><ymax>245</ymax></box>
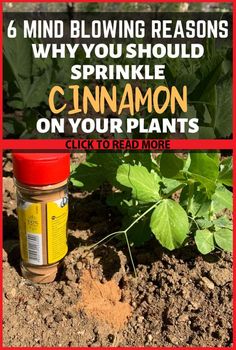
<box><xmin>187</xmin><ymin>215</ymin><xmax>200</xmax><ymax>230</ymax></box>
<box><xmin>124</xmin><ymin>201</ymin><xmax>160</xmax><ymax>232</ymax></box>
<box><xmin>124</xmin><ymin>231</ymin><xmax>137</xmax><ymax>278</ymax></box>
<box><xmin>89</xmin><ymin>231</ymin><xmax>124</xmax><ymax>250</ymax></box>
<box><xmin>164</xmin><ymin>184</ymin><xmax>185</xmax><ymax>198</ymax></box>
<box><xmin>187</xmin><ymin>182</ymin><xmax>194</xmax><ymax>212</ymax></box>
<box><xmin>89</xmin><ymin>201</ymin><xmax>161</xmax><ymax>277</ymax></box>
<box><xmin>209</xmin><ymin>201</ymin><xmax>214</xmax><ymax>221</ymax></box>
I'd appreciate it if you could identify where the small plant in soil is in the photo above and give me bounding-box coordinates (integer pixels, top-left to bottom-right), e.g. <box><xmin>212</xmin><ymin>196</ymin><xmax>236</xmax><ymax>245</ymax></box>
<box><xmin>71</xmin><ymin>152</ymin><xmax>232</xmax><ymax>274</ymax></box>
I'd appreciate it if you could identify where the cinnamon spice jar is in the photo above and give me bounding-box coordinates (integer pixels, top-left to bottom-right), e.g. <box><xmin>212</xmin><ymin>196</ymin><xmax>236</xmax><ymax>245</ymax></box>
<box><xmin>12</xmin><ymin>153</ymin><xmax>70</xmax><ymax>283</ymax></box>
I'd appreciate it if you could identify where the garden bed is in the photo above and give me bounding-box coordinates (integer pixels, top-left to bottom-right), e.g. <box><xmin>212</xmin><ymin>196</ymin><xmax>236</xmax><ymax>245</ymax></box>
<box><xmin>3</xmin><ymin>154</ymin><xmax>232</xmax><ymax>347</ymax></box>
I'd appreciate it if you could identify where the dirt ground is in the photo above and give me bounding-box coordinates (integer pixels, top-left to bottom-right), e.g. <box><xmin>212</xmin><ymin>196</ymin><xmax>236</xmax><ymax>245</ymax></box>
<box><xmin>3</xmin><ymin>154</ymin><xmax>232</xmax><ymax>347</ymax></box>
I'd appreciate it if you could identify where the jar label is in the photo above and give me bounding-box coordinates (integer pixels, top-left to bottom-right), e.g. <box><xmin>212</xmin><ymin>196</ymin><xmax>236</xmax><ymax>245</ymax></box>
<box><xmin>47</xmin><ymin>198</ymin><xmax>68</xmax><ymax>264</ymax></box>
<box><xmin>17</xmin><ymin>196</ymin><xmax>68</xmax><ymax>265</ymax></box>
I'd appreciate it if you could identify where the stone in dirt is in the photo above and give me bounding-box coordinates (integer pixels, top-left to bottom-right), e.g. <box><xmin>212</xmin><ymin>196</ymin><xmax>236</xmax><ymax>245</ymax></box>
<box><xmin>77</xmin><ymin>269</ymin><xmax>132</xmax><ymax>331</ymax></box>
<box><xmin>209</xmin><ymin>268</ymin><xmax>232</xmax><ymax>286</ymax></box>
<box><xmin>201</xmin><ymin>277</ymin><xmax>215</xmax><ymax>290</ymax></box>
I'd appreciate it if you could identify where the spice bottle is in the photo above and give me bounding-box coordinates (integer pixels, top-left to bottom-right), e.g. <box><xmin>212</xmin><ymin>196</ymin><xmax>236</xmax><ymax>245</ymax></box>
<box><xmin>12</xmin><ymin>153</ymin><xmax>70</xmax><ymax>283</ymax></box>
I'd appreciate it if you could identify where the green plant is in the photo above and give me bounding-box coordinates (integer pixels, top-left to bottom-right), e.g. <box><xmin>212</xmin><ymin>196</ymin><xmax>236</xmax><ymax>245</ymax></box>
<box><xmin>71</xmin><ymin>152</ymin><xmax>232</xmax><ymax>262</ymax></box>
<box><xmin>3</xmin><ymin>23</ymin><xmax>78</xmax><ymax>138</ymax></box>
<box><xmin>4</xmin><ymin>18</ymin><xmax>232</xmax><ymax>140</ymax></box>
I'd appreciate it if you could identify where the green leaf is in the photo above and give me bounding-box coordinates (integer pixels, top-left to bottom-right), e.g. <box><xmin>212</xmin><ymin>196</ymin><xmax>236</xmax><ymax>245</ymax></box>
<box><xmin>183</xmin><ymin>153</ymin><xmax>191</xmax><ymax>171</ymax></box>
<box><xmin>70</xmin><ymin>177</ymin><xmax>84</xmax><ymax>188</ymax></box>
<box><xmin>106</xmin><ymin>192</ymin><xmax>127</xmax><ymax>208</ymax></box>
<box><xmin>87</xmin><ymin>153</ymin><xmax>123</xmax><ymax>188</ymax></box>
<box><xmin>214</xmin><ymin>79</ymin><xmax>232</xmax><ymax>138</ymax></box>
<box><xmin>190</xmin><ymin>54</ymin><xmax>223</xmax><ymax>102</ymax></box>
<box><xmin>4</xmin><ymin>121</ymin><xmax>15</xmax><ymax>134</ymax></box>
<box><xmin>214</xmin><ymin>228</ymin><xmax>232</xmax><ymax>252</ymax></box>
<box><xmin>124</xmin><ymin>153</ymin><xmax>153</xmax><ymax>171</ymax></box>
<box><xmin>204</xmin><ymin>86</ymin><xmax>217</xmax><ymax>125</ymax></box>
<box><xmin>117</xmin><ymin>164</ymin><xmax>160</xmax><ymax>203</ymax></box>
<box><xmin>4</xmin><ymin>25</ymin><xmax>32</xmax><ymax>106</ymax></box>
<box><xmin>150</xmin><ymin>199</ymin><xmax>189</xmax><ymax>250</ymax></box>
<box><xmin>165</xmin><ymin>63</ymin><xmax>175</xmax><ymax>86</ymax></box>
<box><xmin>179</xmin><ymin>186</ymin><xmax>211</xmax><ymax>218</ymax></box>
<box><xmin>70</xmin><ymin>162</ymin><xmax>105</xmax><ymax>191</ymax></box>
<box><xmin>218</xmin><ymin>157</ymin><xmax>232</xmax><ymax>187</ymax></box>
<box><xmin>182</xmin><ymin>106</ymin><xmax>198</xmax><ymax>140</ymax></box>
<box><xmin>195</xmin><ymin>229</ymin><xmax>215</xmax><ymax>255</ymax></box>
<box><xmin>161</xmin><ymin>178</ymin><xmax>184</xmax><ymax>196</ymax></box>
<box><xmin>207</xmin><ymin>152</ymin><xmax>220</xmax><ymax>165</ymax></box>
<box><xmin>6</xmin><ymin>93</ymin><xmax>24</xmax><ymax>109</ymax></box>
<box><xmin>175</xmin><ymin>73</ymin><xmax>199</xmax><ymax>95</ymax></box>
<box><xmin>3</xmin><ymin>117</ymin><xmax>25</xmax><ymax>137</ymax></box>
<box><xmin>213</xmin><ymin>216</ymin><xmax>232</xmax><ymax>230</ymax></box>
<box><xmin>212</xmin><ymin>185</ymin><xmax>232</xmax><ymax>212</ymax></box>
<box><xmin>72</xmin><ymin>153</ymin><xmax>124</xmax><ymax>191</ymax></box>
<box><xmin>4</xmin><ymin>24</ymin><xmax>52</xmax><ymax>109</ymax></box>
<box><xmin>189</xmin><ymin>153</ymin><xmax>219</xmax><ymax>180</ymax></box>
<box><xmin>160</xmin><ymin>153</ymin><xmax>184</xmax><ymax>178</ymax></box>
<box><xmin>106</xmin><ymin>195</ymin><xmax>141</xmax><ymax>218</ymax></box>
<box><xmin>195</xmin><ymin>219</ymin><xmax>214</xmax><ymax>229</ymax></box>
<box><xmin>188</xmin><ymin>153</ymin><xmax>219</xmax><ymax>196</ymax></box>
<box><xmin>70</xmin><ymin>162</ymin><xmax>78</xmax><ymax>172</ymax></box>
<box><xmin>4</xmin><ymin>24</ymin><xmax>32</xmax><ymax>79</ymax></box>
<box><xmin>24</xmin><ymin>71</ymin><xmax>50</xmax><ymax>108</ymax></box>
<box><xmin>198</xmin><ymin>126</ymin><xmax>216</xmax><ymax>139</ymax></box>
<box><xmin>121</xmin><ymin>214</ymin><xmax>153</xmax><ymax>247</ymax></box>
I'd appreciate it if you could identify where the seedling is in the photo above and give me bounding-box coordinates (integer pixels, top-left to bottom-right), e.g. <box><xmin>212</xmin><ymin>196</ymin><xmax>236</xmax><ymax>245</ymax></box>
<box><xmin>71</xmin><ymin>152</ymin><xmax>232</xmax><ymax>275</ymax></box>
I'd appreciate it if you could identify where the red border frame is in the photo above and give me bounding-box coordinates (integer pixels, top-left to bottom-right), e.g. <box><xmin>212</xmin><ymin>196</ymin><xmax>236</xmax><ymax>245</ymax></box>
<box><xmin>1</xmin><ymin>0</ymin><xmax>233</xmax><ymax>3</ymax></box>
<box><xmin>0</xmin><ymin>1</ymin><xmax>234</xmax><ymax>349</ymax></box>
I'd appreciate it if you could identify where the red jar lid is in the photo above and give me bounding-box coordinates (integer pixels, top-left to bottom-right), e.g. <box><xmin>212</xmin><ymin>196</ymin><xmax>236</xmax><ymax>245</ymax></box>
<box><xmin>12</xmin><ymin>153</ymin><xmax>70</xmax><ymax>186</ymax></box>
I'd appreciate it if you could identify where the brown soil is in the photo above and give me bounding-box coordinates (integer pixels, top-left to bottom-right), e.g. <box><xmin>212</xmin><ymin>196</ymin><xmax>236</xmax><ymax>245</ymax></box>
<box><xmin>77</xmin><ymin>270</ymin><xmax>131</xmax><ymax>331</ymax></box>
<box><xmin>3</xmin><ymin>154</ymin><xmax>233</xmax><ymax>347</ymax></box>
